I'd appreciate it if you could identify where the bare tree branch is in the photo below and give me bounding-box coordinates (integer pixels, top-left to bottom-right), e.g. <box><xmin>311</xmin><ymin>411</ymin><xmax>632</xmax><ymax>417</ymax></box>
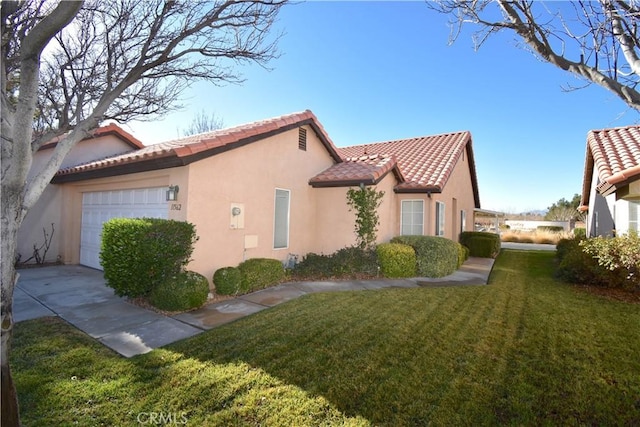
<box><xmin>429</xmin><ymin>0</ymin><xmax>640</xmax><ymax>111</ymax></box>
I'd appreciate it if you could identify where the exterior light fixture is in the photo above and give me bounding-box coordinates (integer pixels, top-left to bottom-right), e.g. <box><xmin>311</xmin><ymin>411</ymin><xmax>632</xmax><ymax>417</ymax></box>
<box><xmin>166</xmin><ymin>185</ymin><xmax>179</xmax><ymax>201</ymax></box>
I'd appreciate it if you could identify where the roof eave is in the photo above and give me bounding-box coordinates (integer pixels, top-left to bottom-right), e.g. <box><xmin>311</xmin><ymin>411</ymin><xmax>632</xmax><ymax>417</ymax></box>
<box><xmin>309</xmin><ymin>178</ymin><xmax>377</xmax><ymax>188</ymax></box>
<box><xmin>394</xmin><ymin>186</ymin><xmax>441</xmax><ymax>194</ymax></box>
<box><xmin>52</xmin><ymin>155</ymin><xmax>186</xmax><ymax>183</ymax></box>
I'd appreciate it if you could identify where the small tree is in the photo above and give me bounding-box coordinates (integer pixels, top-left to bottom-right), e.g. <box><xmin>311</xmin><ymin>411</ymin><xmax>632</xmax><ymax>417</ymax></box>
<box><xmin>346</xmin><ymin>186</ymin><xmax>385</xmax><ymax>250</ymax></box>
<box><xmin>180</xmin><ymin>110</ymin><xmax>225</xmax><ymax>137</ymax></box>
<box><xmin>545</xmin><ymin>194</ymin><xmax>585</xmax><ymax>222</ymax></box>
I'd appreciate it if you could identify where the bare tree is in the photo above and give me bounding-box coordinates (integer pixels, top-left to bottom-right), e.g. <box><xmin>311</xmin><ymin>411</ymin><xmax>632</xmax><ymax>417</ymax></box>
<box><xmin>181</xmin><ymin>109</ymin><xmax>225</xmax><ymax>136</ymax></box>
<box><xmin>430</xmin><ymin>1</ymin><xmax>640</xmax><ymax>112</ymax></box>
<box><xmin>1</xmin><ymin>1</ymin><xmax>286</xmax><ymax>424</ymax></box>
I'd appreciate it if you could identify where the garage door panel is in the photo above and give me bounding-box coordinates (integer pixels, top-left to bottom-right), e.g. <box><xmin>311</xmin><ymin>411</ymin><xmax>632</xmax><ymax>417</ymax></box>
<box><xmin>80</xmin><ymin>188</ymin><xmax>168</xmax><ymax>270</ymax></box>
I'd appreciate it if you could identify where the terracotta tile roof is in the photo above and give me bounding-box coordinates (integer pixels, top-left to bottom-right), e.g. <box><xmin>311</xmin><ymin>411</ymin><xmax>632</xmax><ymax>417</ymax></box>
<box><xmin>53</xmin><ymin>110</ymin><xmax>341</xmax><ymax>182</ymax></box>
<box><xmin>337</xmin><ymin>131</ymin><xmax>480</xmax><ymax>207</ymax></box>
<box><xmin>39</xmin><ymin>123</ymin><xmax>145</xmax><ymax>151</ymax></box>
<box><xmin>580</xmin><ymin>124</ymin><xmax>640</xmax><ymax>208</ymax></box>
<box><xmin>309</xmin><ymin>154</ymin><xmax>404</xmax><ymax>187</ymax></box>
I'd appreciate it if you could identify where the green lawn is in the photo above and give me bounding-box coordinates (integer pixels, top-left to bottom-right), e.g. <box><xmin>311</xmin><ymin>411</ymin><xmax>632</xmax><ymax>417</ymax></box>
<box><xmin>12</xmin><ymin>250</ymin><xmax>640</xmax><ymax>426</ymax></box>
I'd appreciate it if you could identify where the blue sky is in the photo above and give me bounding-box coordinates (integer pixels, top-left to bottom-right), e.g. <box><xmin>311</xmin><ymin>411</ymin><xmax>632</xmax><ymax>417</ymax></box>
<box><xmin>126</xmin><ymin>1</ymin><xmax>639</xmax><ymax>213</ymax></box>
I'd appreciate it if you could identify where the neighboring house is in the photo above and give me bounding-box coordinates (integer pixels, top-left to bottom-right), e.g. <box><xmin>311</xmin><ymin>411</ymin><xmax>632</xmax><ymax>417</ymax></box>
<box><xmin>579</xmin><ymin>124</ymin><xmax>640</xmax><ymax>237</ymax></box>
<box><xmin>20</xmin><ymin>110</ymin><xmax>481</xmax><ymax>285</ymax></box>
<box><xmin>18</xmin><ymin>125</ymin><xmax>145</xmax><ymax>264</ymax></box>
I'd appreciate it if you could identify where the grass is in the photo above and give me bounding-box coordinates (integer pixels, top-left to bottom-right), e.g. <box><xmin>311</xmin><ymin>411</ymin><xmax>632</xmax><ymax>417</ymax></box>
<box><xmin>12</xmin><ymin>250</ymin><xmax>640</xmax><ymax>426</ymax></box>
<box><xmin>500</xmin><ymin>229</ymin><xmax>571</xmax><ymax>245</ymax></box>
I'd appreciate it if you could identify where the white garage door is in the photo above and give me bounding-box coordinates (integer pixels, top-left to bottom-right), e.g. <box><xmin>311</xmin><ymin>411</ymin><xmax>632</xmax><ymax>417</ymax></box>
<box><xmin>80</xmin><ymin>187</ymin><xmax>168</xmax><ymax>270</ymax></box>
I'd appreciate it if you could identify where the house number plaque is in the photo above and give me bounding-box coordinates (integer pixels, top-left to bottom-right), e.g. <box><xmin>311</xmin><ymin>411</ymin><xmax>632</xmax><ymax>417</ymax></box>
<box><xmin>170</xmin><ymin>203</ymin><xmax>182</xmax><ymax>211</ymax></box>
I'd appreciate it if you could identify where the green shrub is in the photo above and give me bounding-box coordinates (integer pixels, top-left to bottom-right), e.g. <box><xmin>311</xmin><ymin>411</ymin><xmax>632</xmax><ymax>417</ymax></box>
<box><xmin>580</xmin><ymin>233</ymin><xmax>640</xmax><ymax>291</ymax></box>
<box><xmin>467</xmin><ymin>237</ymin><xmax>499</xmax><ymax>258</ymax></box>
<box><xmin>331</xmin><ymin>246</ymin><xmax>378</xmax><ymax>277</ymax></box>
<box><xmin>573</xmin><ymin>228</ymin><xmax>586</xmax><ymax>239</ymax></box>
<box><xmin>556</xmin><ymin>238</ymin><xmax>603</xmax><ymax>285</ymax></box>
<box><xmin>376</xmin><ymin>243</ymin><xmax>416</xmax><ymax>278</ymax></box>
<box><xmin>556</xmin><ymin>237</ymin><xmax>581</xmax><ymax>262</ymax></box>
<box><xmin>149</xmin><ymin>271</ymin><xmax>209</xmax><ymax>311</ymax></box>
<box><xmin>457</xmin><ymin>243</ymin><xmax>470</xmax><ymax>268</ymax></box>
<box><xmin>292</xmin><ymin>247</ymin><xmax>379</xmax><ymax>280</ymax></box>
<box><xmin>390</xmin><ymin>236</ymin><xmax>459</xmax><ymax>278</ymax></box>
<box><xmin>292</xmin><ymin>252</ymin><xmax>335</xmax><ymax>279</ymax></box>
<box><xmin>459</xmin><ymin>231</ymin><xmax>501</xmax><ymax>258</ymax></box>
<box><xmin>537</xmin><ymin>226</ymin><xmax>564</xmax><ymax>233</ymax></box>
<box><xmin>555</xmin><ymin>236</ymin><xmax>636</xmax><ymax>290</ymax></box>
<box><xmin>239</xmin><ymin>258</ymin><xmax>286</xmax><ymax>293</ymax></box>
<box><xmin>213</xmin><ymin>267</ymin><xmax>243</xmax><ymax>295</ymax></box>
<box><xmin>100</xmin><ymin>218</ymin><xmax>198</xmax><ymax>297</ymax></box>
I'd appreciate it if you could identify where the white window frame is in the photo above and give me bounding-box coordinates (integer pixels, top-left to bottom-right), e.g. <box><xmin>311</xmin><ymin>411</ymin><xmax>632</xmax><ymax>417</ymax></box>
<box><xmin>460</xmin><ymin>210</ymin><xmax>466</xmax><ymax>233</ymax></box>
<box><xmin>401</xmin><ymin>199</ymin><xmax>424</xmax><ymax>236</ymax></box>
<box><xmin>630</xmin><ymin>201</ymin><xmax>640</xmax><ymax>232</ymax></box>
<box><xmin>435</xmin><ymin>201</ymin><xmax>445</xmax><ymax>236</ymax></box>
<box><xmin>273</xmin><ymin>188</ymin><xmax>290</xmax><ymax>249</ymax></box>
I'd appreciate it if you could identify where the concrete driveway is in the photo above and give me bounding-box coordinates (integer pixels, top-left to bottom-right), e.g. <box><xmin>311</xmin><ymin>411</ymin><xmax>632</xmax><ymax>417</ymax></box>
<box><xmin>15</xmin><ymin>265</ymin><xmax>203</xmax><ymax>358</ymax></box>
<box><xmin>15</xmin><ymin>257</ymin><xmax>495</xmax><ymax>358</ymax></box>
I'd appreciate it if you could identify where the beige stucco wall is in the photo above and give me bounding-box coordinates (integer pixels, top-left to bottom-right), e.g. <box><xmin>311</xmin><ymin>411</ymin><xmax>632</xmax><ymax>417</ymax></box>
<box><xmin>18</xmin><ymin>135</ymin><xmax>140</xmax><ymax>264</ymax></box>
<box><xmin>395</xmin><ymin>147</ymin><xmax>476</xmax><ymax>240</ymax></box>
<box><xmin>429</xmin><ymin>147</ymin><xmax>477</xmax><ymax>240</ymax></box>
<box><xmin>58</xmin><ymin>170</ymin><xmax>175</xmax><ymax>264</ymax></box>
<box><xmin>313</xmin><ymin>172</ymin><xmax>399</xmax><ymax>254</ymax></box>
<box><xmin>184</xmin><ymin>125</ymin><xmax>336</xmax><ymax>281</ymax></box>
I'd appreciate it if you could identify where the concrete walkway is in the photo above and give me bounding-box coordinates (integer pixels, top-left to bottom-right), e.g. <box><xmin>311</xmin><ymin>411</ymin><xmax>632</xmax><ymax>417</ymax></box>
<box><xmin>15</xmin><ymin>257</ymin><xmax>494</xmax><ymax>358</ymax></box>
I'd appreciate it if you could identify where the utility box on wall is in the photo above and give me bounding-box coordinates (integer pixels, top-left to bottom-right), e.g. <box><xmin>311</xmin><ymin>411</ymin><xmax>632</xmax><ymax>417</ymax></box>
<box><xmin>230</xmin><ymin>203</ymin><xmax>245</xmax><ymax>229</ymax></box>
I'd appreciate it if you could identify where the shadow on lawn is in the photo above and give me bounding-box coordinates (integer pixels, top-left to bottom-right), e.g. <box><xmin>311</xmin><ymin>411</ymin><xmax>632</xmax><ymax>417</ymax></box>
<box><xmin>13</xmin><ymin>251</ymin><xmax>640</xmax><ymax>426</ymax></box>
<box><xmin>165</xmin><ymin>251</ymin><xmax>640</xmax><ymax>425</ymax></box>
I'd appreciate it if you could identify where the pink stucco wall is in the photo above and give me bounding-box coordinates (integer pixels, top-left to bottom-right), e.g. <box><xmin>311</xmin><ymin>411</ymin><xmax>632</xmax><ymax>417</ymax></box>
<box><xmin>183</xmin><ymin>125</ymin><xmax>337</xmax><ymax>280</ymax></box>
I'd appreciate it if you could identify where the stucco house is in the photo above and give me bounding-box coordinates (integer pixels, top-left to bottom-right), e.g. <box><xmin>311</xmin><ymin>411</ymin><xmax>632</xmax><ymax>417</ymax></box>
<box><xmin>19</xmin><ymin>110</ymin><xmax>481</xmax><ymax>284</ymax></box>
<box><xmin>19</xmin><ymin>125</ymin><xmax>145</xmax><ymax>264</ymax></box>
<box><xmin>579</xmin><ymin>124</ymin><xmax>640</xmax><ymax>237</ymax></box>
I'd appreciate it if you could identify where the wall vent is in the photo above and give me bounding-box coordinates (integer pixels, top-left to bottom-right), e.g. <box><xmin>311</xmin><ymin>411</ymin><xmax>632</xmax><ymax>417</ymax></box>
<box><xmin>298</xmin><ymin>127</ymin><xmax>307</xmax><ymax>151</ymax></box>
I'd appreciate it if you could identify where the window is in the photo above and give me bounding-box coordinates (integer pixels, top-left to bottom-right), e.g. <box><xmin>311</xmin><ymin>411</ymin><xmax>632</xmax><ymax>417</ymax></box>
<box><xmin>298</xmin><ymin>127</ymin><xmax>307</xmax><ymax>151</ymax></box>
<box><xmin>401</xmin><ymin>200</ymin><xmax>424</xmax><ymax>235</ymax></box>
<box><xmin>460</xmin><ymin>210</ymin><xmax>466</xmax><ymax>233</ymax></box>
<box><xmin>274</xmin><ymin>189</ymin><xmax>290</xmax><ymax>249</ymax></box>
<box><xmin>629</xmin><ymin>202</ymin><xmax>638</xmax><ymax>231</ymax></box>
<box><xmin>435</xmin><ymin>201</ymin><xmax>445</xmax><ymax>236</ymax></box>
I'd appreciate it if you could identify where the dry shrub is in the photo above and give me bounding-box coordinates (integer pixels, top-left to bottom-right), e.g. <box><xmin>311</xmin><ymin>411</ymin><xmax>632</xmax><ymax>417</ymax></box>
<box><xmin>500</xmin><ymin>230</ymin><xmax>572</xmax><ymax>245</ymax></box>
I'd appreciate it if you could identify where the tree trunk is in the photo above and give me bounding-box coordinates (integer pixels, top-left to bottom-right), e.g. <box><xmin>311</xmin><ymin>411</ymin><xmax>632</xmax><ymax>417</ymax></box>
<box><xmin>1</xmin><ymin>211</ymin><xmax>22</xmax><ymax>427</ymax></box>
<box><xmin>1</xmin><ymin>357</ymin><xmax>20</xmax><ymax>427</ymax></box>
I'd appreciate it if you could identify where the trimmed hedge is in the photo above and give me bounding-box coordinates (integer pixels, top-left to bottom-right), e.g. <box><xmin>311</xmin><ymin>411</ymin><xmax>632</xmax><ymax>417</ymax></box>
<box><xmin>149</xmin><ymin>271</ymin><xmax>209</xmax><ymax>311</ymax></box>
<box><xmin>467</xmin><ymin>237</ymin><xmax>498</xmax><ymax>258</ymax></box>
<box><xmin>459</xmin><ymin>231</ymin><xmax>501</xmax><ymax>258</ymax></box>
<box><xmin>390</xmin><ymin>235</ymin><xmax>459</xmax><ymax>278</ymax></box>
<box><xmin>239</xmin><ymin>258</ymin><xmax>286</xmax><ymax>292</ymax></box>
<box><xmin>457</xmin><ymin>243</ymin><xmax>470</xmax><ymax>268</ymax></box>
<box><xmin>376</xmin><ymin>243</ymin><xmax>416</xmax><ymax>278</ymax></box>
<box><xmin>292</xmin><ymin>247</ymin><xmax>379</xmax><ymax>280</ymax></box>
<box><xmin>100</xmin><ymin>218</ymin><xmax>197</xmax><ymax>297</ymax></box>
<box><xmin>213</xmin><ymin>266</ymin><xmax>243</xmax><ymax>295</ymax></box>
